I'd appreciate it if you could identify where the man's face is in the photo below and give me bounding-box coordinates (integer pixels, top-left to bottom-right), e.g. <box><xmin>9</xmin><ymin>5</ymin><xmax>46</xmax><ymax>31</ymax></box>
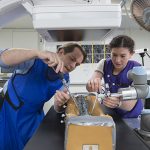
<box><xmin>111</xmin><ymin>47</ymin><xmax>133</xmax><ymax>71</ymax></box>
<box><xmin>58</xmin><ymin>47</ymin><xmax>84</xmax><ymax>73</ymax></box>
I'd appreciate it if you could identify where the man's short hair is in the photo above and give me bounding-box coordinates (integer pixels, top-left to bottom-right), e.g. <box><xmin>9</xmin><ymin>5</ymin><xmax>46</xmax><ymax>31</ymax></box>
<box><xmin>57</xmin><ymin>43</ymin><xmax>87</xmax><ymax>63</ymax></box>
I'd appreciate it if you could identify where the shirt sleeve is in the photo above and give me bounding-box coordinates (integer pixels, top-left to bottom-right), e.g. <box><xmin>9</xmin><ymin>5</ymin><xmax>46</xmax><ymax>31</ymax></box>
<box><xmin>0</xmin><ymin>48</ymin><xmax>9</xmax><ymax>68</ymax></box>
<box><xmin>0</xmin><ymin>48</ymin><xmax>8</xmax><ymax>55</ymax></box>
<box><xmin>95</xmin><ymin>59</ymin><xmax>105</xmax><ymax>74</ymax></box>
<box><xmin>0</xmin><ymin>48</ymin><xmax>35</xmax><ymax>73</ymax></box>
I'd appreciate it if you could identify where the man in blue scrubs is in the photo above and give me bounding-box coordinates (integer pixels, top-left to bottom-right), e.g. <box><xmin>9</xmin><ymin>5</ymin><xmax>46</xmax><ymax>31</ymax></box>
<box><xmin>0</xmin><ymin>43</ymin><xmax>86</xmax><ymax>150</ymax></box>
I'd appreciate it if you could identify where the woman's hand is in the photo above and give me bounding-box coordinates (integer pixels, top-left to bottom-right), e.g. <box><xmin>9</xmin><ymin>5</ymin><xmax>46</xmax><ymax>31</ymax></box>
<box><xmin>86</xmin><ymin>77</ymin><xmax>101</xmax><ymax>92</ymax></box>
<box><xmin>37</xmin><ymin>51</ymin><xmax>64</xmax><ymax>73</ymax></box>
<box><xmin>54</xmin><ymin>89</ymin><xmax>70</xmax><ymax>112</ymax></box>
<box><xmin>103</xmin><ymin>96</ymin><xmax>122</xmax><ymax>109</ymax></box>
<box><xmin>86</xmin><ymin>71</ymin><xmax>103</xmax><ymax>92</ymax></box>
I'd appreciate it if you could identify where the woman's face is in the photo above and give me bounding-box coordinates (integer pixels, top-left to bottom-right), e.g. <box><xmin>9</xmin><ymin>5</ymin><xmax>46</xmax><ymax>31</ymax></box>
<box><xmin>111</xmin><ymin>47</ymin><xmax>133</xmax><ymax>70</ymax></box>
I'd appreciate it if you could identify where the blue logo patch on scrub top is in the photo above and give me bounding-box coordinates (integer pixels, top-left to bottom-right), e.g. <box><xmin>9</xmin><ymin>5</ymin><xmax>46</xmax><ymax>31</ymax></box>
<box><xmin>46</xmin><ymin>67</ymin><xmax>60</xmax><ymax>81</ymax></box>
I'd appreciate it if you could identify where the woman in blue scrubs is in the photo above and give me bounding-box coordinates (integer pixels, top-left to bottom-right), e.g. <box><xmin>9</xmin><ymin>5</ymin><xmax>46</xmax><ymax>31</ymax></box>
<box><xmin>86</xmin><ymin>35</ymin><xmax>143</xmax><ymax>118</ymax></box>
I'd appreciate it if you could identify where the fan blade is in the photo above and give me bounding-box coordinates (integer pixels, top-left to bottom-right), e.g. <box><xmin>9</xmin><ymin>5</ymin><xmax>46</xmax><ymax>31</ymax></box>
<box><xmin>131</xmin><ymin>0</ymin><xmax>150</xmax><ymax>32</ymax></box>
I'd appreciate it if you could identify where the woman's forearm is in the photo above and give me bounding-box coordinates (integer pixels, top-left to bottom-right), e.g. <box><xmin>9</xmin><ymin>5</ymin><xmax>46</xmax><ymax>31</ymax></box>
<box><xmin>119</xmin><ymin>100</ymin><xmax>137</xmax><ymax>111</ymax></box>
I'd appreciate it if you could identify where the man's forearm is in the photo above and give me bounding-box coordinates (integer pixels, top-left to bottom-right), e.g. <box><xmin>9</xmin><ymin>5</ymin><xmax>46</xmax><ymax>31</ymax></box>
<box><xmin>0</xmin><ymin>48</ymin><xmax>39</xmax><ymax>66</ymax></box>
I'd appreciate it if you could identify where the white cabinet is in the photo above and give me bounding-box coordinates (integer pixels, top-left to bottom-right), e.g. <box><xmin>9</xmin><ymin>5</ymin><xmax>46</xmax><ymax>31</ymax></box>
<box><xmin>0</xmin><ymin>29</ymin><xmax>40</xmax><ymax>73</ymax></box>
<box><xmin>0</xmin><ymin>30</ymin><xmax>12</xmax><ymax>49</ymax></box>
<box><xmin>12</xmin><ymin>30</ymin><xmax>39</xmax><ymax>49</ymax></box>
<box><xmin>70</xmin><ymin>63</ymin><xmax>97</xmax><ymax>84</ymax></box>
<box><xmin>0</xmin><ymin>29</ymin><xmax>39</xmax><ymax>49</ymax></box>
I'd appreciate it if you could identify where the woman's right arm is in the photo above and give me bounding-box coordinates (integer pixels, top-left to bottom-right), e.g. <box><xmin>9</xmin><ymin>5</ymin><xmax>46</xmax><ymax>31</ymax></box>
<box><xmin>86</xmin><ymin>59</ymin><xmax>105</xmax><ymax>92</ymax></box>
<box><xmin>86</xmin><ymin>71</ymin><xmax>103</xmax><ymax>92</ymax></box>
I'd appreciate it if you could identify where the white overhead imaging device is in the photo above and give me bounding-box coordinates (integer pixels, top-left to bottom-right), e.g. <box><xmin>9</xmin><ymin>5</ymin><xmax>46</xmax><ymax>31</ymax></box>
<box><xmin>0</xmin><ymin>0</ymin><xmax>122</xmax><ymax>41</ymax></box>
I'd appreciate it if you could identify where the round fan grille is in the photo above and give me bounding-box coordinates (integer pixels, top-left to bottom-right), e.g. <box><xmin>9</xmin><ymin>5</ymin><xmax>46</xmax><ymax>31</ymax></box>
<box><xmin>131</xmin><ymin>0</ymin><xmax>150</xmax><ymax>32</ymax></box>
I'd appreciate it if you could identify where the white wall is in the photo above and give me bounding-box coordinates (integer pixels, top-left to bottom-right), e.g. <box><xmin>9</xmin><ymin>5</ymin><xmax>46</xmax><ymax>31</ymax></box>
<box><xmin>42</xmin><ymin>28</ymin><xmax>150</xmax><ymax>84</ymax></box>
<box><xmin>0</xmin><ymin>28</ymin><xmax>150</xmax><ymax>114</ymax></box>
<box><xmin>98</xmin><ymin>29</ymin><xmax>150</xmax><ymax>68</ymax></box>
<box><xmin>127</xmin><ymin>29</ymin><xmax>150</xmax><ymax>67</ymax></box>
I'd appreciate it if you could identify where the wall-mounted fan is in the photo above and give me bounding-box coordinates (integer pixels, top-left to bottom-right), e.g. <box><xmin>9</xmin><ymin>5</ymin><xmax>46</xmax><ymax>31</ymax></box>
<box><xmin>131</xmin><ymin>0</ymin><xmax>150</xmax><ymax>32</ymax></box>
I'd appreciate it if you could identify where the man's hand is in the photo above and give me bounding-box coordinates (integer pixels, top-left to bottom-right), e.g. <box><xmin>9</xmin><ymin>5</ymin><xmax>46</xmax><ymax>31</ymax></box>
<box><xmin>37</xmin><ymin>51</ymin><xmax>64</xmax><ymax>73</ymax></box>
<box><xmin>54</xmin><ymin>89</ymin><xmax>70</xmax><ymax>113</ymax></box>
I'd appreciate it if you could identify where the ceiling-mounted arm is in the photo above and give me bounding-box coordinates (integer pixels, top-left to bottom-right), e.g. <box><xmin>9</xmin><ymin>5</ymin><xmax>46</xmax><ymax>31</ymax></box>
<box><xmin>0</xmin><ymin>0</ymin><xmax>29</xmax><ymax>28</ymax></box>
<box><xmin>120</xmin><ymin>0</ymin><xmax>128</xmax><ymax>8</ymax></box>
<box><xmin>27</xmin><ymin>0</ymin><xmax>34</xmax><ymax>6</ymax></box>
<box><xmin>0</xmin><ymin>6</ymin><xmax>28</xmax><ymax>28</ymax></box>
<box><xmin>0</xmin><ymin>0</ymin><xmax>23</xmax><ymax>12</ymax></box>
<box><xmin>22</xmin><ymin>1</ymin><xmax>33</xmax><ymax>15</ymax></box>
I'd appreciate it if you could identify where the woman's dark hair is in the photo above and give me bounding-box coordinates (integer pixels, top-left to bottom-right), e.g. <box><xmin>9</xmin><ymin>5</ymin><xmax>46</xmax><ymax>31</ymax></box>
<box><xmin>57</xmin><ymin>43</ymin><xmax>87</xmax><ymax>63</ymax></box>
<box><xmin>109</xmin><ymin>35</ymin><xmax>135</xmax><ymax>53</ymax></box>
